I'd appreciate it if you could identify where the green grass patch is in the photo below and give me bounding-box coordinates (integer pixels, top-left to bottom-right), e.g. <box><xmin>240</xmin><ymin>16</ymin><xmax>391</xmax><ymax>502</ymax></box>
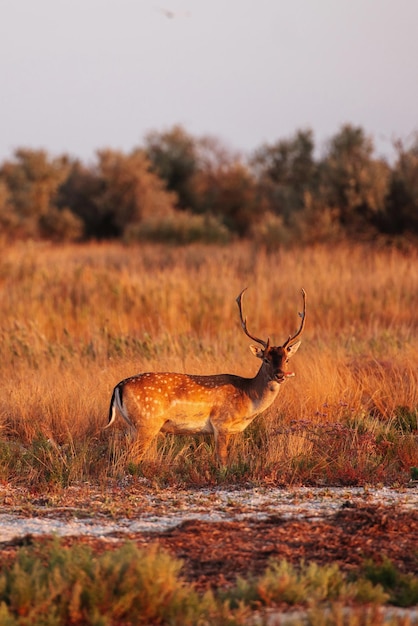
<box><xmin>0</xmin><ymin>540</ymin><xmax>416</xmax><ymax>625</ymax></box>
<box><xmin>0</xmin><ymin>540</ymin><xmax>225</xmax><ymax>626</ymax></box>
<box><xmin>363</xmin><ymin>558</ymin><xmax>418</xmax><ymax>607</ymax></box>
<box><xmin>227</xmin><ymin>559</ymin><xmax>389</xmax><ymax>609</ymax></box>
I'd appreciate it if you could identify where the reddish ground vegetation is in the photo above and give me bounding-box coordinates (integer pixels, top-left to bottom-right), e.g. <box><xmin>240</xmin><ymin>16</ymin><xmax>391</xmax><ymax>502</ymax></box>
<box><xmin>133</xmin><ymin>504</ymin><xmax>418</xmax><ymax>590</ymax></box>
<box><xmin>1</xmin><ymin>503</ymin><xmax>416</xmax><ymax>593</ymax></box>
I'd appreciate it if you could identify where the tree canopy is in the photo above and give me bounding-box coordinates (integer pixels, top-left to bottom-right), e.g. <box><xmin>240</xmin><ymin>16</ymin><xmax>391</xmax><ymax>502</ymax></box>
<box><xmin>1</xmin><ymin>124</ymin><xmax>417</xmax><ymax>245</ymax></box>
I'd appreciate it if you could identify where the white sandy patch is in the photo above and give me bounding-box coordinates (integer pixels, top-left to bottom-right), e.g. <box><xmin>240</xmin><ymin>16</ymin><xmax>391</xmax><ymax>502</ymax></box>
<box><xmin>0</xmin><ymin>486</ymin><xmax>416</xmax><ymax>542</ymax></box>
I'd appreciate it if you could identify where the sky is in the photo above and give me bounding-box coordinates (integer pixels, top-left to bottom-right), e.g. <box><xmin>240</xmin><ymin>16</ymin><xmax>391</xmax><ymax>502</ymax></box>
<box><xmin>1</xmin><ymin>0</ymin><xmax>418</xmax><ymax>164</ymax></box>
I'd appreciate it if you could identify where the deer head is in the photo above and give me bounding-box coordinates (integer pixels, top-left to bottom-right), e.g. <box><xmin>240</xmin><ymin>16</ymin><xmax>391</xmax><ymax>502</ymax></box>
<box><xmin>236</xmin><ymin>287</ymin><xmax>306</xmax><ymax>383</ymax></box>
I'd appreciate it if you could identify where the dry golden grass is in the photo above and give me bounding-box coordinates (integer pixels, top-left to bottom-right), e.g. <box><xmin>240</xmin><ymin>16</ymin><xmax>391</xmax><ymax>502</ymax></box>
<box><xmin>0</xmin><ymin>240</ymin><xmax>416</xmax><ymax>486</ymax></box>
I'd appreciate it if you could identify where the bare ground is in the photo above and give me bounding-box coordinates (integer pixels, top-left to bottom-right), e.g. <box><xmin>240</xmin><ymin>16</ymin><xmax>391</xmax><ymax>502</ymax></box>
<box><xmin>140</xmin><ymin>505</ymin><xmax>418</xmax><ymax>591</ymax></box>
<box><xmin>0</xmin><ymin>484</ymin><xmax>417</xmax><ymax>592</ymax></box>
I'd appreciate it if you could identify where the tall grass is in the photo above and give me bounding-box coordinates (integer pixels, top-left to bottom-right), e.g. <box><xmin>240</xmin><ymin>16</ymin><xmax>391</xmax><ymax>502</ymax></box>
<box><xmin>0</xmin><ymin>241</ymin><xmax>416</xmax><ymax>486</ymax></box>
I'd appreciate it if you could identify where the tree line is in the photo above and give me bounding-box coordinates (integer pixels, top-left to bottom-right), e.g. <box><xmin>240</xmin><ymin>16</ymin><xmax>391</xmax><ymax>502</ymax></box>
<box><xmin>0</xmin><ymin>124</ymin><xmax>417</xmax><ymax>245</ymax></box>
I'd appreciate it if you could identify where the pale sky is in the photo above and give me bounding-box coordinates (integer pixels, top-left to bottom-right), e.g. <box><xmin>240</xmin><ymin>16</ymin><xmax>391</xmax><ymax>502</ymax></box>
<box><xmin>1</xmin><ymin>0</ymin><xmax>418</xmax><ymax>163</ymax></box>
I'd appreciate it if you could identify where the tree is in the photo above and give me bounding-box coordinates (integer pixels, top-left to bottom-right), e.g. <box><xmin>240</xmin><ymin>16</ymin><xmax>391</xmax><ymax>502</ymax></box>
<box><xmin>96</xmin><ymin>149</ymin><xmax>177</xmax><ymax>237</ymax></box>
<box><xmin>0</xmin><ymin>180</ymin><xmax>20</xmax><ymax>238</ymax></box>
<box><xmin>193</xmin><ymin>159</ymin><xmax>261</xmax><ymax>237</ymax></box>
<box><xmin>383</xmin><ymin>137</ymin><xmax>418</xmax><ymax>234</ymax></box>
<box><xmin>251</xmin><ymin>129</ymin><xmax>317</xmax><ymax>219</ymax></box>
<box><xmin>57</xmin><ymin>160</ymin><xmax>104</xmax><ymax>238</ymax></box>
<box><xmin>145</xmin><ymin>127</ymin><xmax>263</xmax><ymax>236</ymax></box>
<box><xmin>0</xmin><ymin>149</ymin><xmax>82</xmax><ymax>240</ymax></box>
<box><xmin>144</xmin><ymin>125</ymin><xmax>198</xmax><ymax>211</ymax></box>
<box><xmin>319</xmin><ymin>124</ymin><xmax>390</xmax><ymax>233</ymax></box>
<box><xmin>59</xmin><ymin>150</ymin><xmax>177</xmax><ymax>239</ymax></box>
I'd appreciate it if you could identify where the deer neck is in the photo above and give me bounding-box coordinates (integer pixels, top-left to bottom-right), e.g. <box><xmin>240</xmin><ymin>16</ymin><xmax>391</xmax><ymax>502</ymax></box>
<box><xmin>250</xmin><ymin>364</ymin><xmax>281</xmax><ymax>399</ymax></box>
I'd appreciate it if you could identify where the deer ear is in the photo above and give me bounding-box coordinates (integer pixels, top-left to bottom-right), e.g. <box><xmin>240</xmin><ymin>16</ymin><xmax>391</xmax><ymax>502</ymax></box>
<box><xmin>286</xmin><ymin>340</ymin><xmax>301</xmax><ymax>358</ymax></box>
<box><xmin>249</xmin><ymin>344</ymin><xmax>264</xmax><ymax>359</ymax></box>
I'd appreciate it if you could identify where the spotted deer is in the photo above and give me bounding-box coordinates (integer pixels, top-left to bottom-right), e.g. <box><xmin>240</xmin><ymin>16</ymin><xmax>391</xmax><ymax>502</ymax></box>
<box><xmin>106</xmin><ymin>288</ymin><xmax>306</xmax><ymax>465</ymax></box>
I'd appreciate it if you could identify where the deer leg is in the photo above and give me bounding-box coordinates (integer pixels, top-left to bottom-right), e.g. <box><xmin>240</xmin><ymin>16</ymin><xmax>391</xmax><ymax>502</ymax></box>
<box><xmin>214</xmin><ymin>431</ymin><xmax>231</xmax><ymax>466</ymax></box>
<box><xmin>130</xmin><ymin>425</ymin><xmax>162</xmax><ymax>463</ymax></box>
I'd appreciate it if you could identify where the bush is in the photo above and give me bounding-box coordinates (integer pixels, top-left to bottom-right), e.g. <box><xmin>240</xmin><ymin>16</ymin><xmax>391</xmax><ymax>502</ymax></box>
<box><xmin>228</xmin><ymin>559</ymin><xmax>388</xmax><ymax>609</ymax></box>
<box><xmin>0</xmin><ymin>540</ymin><xmax>208</xmax><ymax>625</ymax></box>
<box><xmin>128</xmin><ymin>211</ymin><xmax>230</xmax><ymax>244</ymax></box>
<box><xmin>363</xmin><ymin>558</ymin><xmax>418</xmax><ymax>607</ymax></box>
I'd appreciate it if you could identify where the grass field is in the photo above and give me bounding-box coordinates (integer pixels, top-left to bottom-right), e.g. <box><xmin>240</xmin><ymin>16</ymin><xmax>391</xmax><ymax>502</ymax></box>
<box><xmin>0</xmin><ymin>240</ymin><xmax>417</xmax><ymax>487</ymax></box>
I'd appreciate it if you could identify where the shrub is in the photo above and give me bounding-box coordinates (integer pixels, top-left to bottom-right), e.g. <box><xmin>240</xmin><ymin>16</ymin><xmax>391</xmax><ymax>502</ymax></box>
<box><xmin>363</xmin><ymin>558</ymin><xmax>418</xmax><ymax>607</ymax></box>
<box><xmin>0</xmin><ymin>540</ymin><xmax>210</xmax><ymax>625</ymax></box>
<box><xmin>128</xmin><ymin>211</ymin><xmax>230</xmax><ymax>244</ymax></box>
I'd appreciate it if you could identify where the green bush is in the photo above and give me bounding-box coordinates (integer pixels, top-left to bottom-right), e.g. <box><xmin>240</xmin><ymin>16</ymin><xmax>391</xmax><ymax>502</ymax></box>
<box><xmin>227</xmin><ymin>559</ymin><xmax>388</xmax><ymax>609</ymax></box>
<box><xmin>0</xmin><ymin>540</ymin><xmax>210</xmax><ymax>625</ymax></box>
<box><xmin>128</xmin><ymin>211</ymin><xmax>230</xmax><ymax>244</ymax></box>
<box><xmin>0</xmin><ymin>540</ymin><xmax>415</xmax><ymax>625</ymax></box>
<box><xmin>363</xmin><ymin>558</ymin><xmax>418</xmax><ymax>607</ymax></box>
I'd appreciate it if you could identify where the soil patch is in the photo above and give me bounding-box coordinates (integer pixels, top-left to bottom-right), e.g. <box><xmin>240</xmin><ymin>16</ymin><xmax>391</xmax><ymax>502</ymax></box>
<box><xmin>0</xmin><ymin>485</ymin><xmax>416</xmax><ymax>592</ymax></box>
<box><xmin>114</xmin><ymin>504</ymin><xmax>418</xmax><ymax>590</ymax></box>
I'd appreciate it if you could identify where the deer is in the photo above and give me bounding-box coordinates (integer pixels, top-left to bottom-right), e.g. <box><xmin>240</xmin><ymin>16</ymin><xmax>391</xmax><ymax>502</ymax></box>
<box><xmin>106</xmin><ymin>288</ymin><xmax>306</xmax><ymax>465</ymax></box>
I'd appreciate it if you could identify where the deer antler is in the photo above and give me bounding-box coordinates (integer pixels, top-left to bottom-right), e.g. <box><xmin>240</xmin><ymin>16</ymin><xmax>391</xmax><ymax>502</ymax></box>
<box><xmin>282</xmin><ymin>288</ymin><xmax>306</xmax><ymax>348</ymax></box>
<box><xmin>236</xmin><ymin>288</ymin><xmax>269</xmax><ymax>349</ymax></box>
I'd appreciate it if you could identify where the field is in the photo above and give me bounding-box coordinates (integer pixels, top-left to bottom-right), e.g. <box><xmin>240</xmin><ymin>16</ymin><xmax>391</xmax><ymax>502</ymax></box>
<box><xmin>0</xmin><ymin>240</ymin><xmax>417</xmax><ymax>624</ymax></box>
<box><xmin>0</xmin><ymin>240</ymin><xmax>416</xmax><ymax>486</ymax></box>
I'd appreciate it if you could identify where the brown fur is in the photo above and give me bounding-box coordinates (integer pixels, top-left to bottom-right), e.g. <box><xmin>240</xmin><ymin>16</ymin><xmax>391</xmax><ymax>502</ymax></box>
<box><xmin>107</xmin><ymin>342</ymin><xmax>301</xmax><ymax>465</ymax></box>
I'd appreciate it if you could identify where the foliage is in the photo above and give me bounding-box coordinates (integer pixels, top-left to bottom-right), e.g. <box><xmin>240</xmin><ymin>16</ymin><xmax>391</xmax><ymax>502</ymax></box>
<box><xmin>0</xmin><ymin>540</ymin><xmax>219</xmax><ymax>625</ymax></box>
<box><xmin>194</xmin><ymin>159</ymin><xmax>262</xmax><ymax>236</ymax></box>
<box><xmin>144</xmin><ymin>124</ymin><xmax>199</xmax><ymax>211</ymax></box>
<box><xmin>252</xmin><ymin>128</ymin><xmax>317</xmax><ymax>219</ymax></box>
<box><xmin>1</xmin><ymin>124</ymin><xmax>418</xmax><ymax>243</ymax></box>
<box><xmin>229</xmin><ymin>559</ymin><xmax>389</xmax><ymax>608</ymax></box>
<box><xmin>0</xmin><ymin>539</ymin><xmax>415</xmax><ymax>625</ymax></box>
<box><xmin>0</xmin><ymin>149</ymin><xmax>83</xmax><ymax>241</ymax></box>
<box><xmin>363</xmin><ymin>558</ymin><xmax>418</xmax><ymax>607</ymax></box>
<box><xmin>319</xmin><ymin>124</ymin><xmax>391</xmax><ymax>233</ymax></box>
<box><xmin>384</xmin><ymin>135</ymin><xmax>418</xmax><ymax>234</ymax></box>
<box><xmin>59</xmin><ymin>149</ymin><xmax>177</xmax><ymax>239</ymax></box>
<box><xmin>129</xmin><ymin>210</ymin><xmax>230</xmax><ymax>244</ymax></box>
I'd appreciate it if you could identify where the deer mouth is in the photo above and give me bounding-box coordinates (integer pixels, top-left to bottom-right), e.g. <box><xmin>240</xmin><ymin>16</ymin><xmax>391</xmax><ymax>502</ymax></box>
<box><xmin>276</xmin><ymin>372</ymin><xmax>295</xmax><ymax>383</ymax></box>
